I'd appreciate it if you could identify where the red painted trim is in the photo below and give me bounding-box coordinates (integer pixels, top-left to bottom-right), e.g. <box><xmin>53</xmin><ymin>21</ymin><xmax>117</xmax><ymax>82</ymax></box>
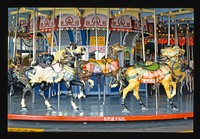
<box><xmin>8</xmin><ymin>112</ymin><xmax>193</xmax><ymax>122</ymax></box>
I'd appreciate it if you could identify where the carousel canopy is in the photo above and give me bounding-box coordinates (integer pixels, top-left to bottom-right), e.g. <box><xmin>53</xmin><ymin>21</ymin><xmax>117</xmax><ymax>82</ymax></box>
<box><xmin>8</xmin><ymin>7</ymin><xmax>194</xmax><ymax>35</ymax></box>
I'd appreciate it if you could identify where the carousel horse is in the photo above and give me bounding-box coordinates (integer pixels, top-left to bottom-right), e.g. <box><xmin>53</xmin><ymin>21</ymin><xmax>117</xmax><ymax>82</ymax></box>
<box><xmin>13</xmin><ymin>44</ymin><xmax>86</xmax><ymax>112</ymax></box>
<box><xmin>8</xmin><ymin>57</ymin><xmax>25</xmax><ymax>96</ymax></box>
<box><xmin>185</xmin><ymin>66</ymin><xmax>194</xmax><ymax>93</ymax></box>
<box><xmin>174</xmin><ymin>57</ymin><xmax>194</xmax><ymax>95</ymax></box>
<box><xmin>179</xmin><ymin>64</ymin><xmax>194</xmax><ymax>94</ymax></box>
<box><xmin>116</xmin><ymin>45</ymin><xmax>186</xmax><ymax>112</ymax></box>
<box><xmin>161</xmin><ymin>46</ymin><xmax>187</xmax><ymax>83</ymax></box>
<box><xmin>76</xmin><ymin>43</ymin><xmax>125</xmax><ymax>91</ymax></box>
<box><xmin>161</xmin><ymin>47</ymin><xmax>188</xmax><ymax>95</ymax></box>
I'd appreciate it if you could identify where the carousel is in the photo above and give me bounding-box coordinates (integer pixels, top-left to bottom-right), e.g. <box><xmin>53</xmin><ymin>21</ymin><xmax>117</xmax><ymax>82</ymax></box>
<box><xmin>7</xmin><ymin>8</ymin><xmax>194</xmax><ymax>131</ymax></box>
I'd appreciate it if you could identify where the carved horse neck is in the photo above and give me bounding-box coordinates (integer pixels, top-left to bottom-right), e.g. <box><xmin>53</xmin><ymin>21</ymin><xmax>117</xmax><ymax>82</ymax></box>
<box><xmin>107</xmin><ymin>48</ymin><xmax>119</xmax><ymax>60</ymax></box>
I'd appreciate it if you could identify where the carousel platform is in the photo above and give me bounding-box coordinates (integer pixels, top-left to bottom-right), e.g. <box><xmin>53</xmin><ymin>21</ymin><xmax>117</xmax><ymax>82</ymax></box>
<box><xmin>8</xmin><ymin>90</ymin><xmax>194</xmax><ymax>122</ymax></box>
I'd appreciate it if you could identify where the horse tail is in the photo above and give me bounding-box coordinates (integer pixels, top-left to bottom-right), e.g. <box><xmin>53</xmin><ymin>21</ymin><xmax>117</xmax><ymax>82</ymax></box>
<box><xmin>16</xmin><ymin>66</ymin><xmax>33</xmax><ymax>89</ymax></box>
<box><xmin>116</xmin><ymin>67</ymin><xmax>128</xmax><ymax>87</ymax></box>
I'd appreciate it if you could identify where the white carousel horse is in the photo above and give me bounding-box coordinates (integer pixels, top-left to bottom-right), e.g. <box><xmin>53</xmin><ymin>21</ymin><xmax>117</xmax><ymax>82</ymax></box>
<box><xmin>10</xmin><ymin>44</ymin><xmax>86</xmax><ymax>112</ymax></box>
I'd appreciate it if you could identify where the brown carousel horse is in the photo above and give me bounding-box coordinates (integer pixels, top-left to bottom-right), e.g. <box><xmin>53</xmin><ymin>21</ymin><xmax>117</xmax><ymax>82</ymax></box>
<box><xmin>116</xmin><ymin>45</ymin><xmax>186</xmax><ymax>112</ymax></box>
<box><xmin>75</xmin><ymin>43</ymin><xmax>125</xmax><ymax>91</ymax></box>
<box><xmin>9</xmin><ymin>44</ymin><xmax>86</xmax><ymax>112</ymax></box>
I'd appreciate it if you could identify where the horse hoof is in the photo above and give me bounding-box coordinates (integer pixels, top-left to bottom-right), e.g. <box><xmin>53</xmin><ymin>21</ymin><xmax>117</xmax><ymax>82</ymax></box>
<box><xmin>171</xmin><ymin>107</ymin><xmax>179</xmax><ymax>111</ymax></box>
<box><xmin>10</xmin><ymin>92</ymin><xmax>15</xmax><ymax>96</ymax></box>
<box><xmin>122</xmin><ymin>109</ymin><xmax>130</xmax><ymax>113</ymax></box>
<box><xmin>73</xmin><ymin>108</ymin><xmax>81</xmax><ymax>113</ymax></box>
<box><xmin>189</xmin><ymin>91</ymin><xmax>193</xmax><ymax>94</ymax></box>
<box><xmin>78</xmin><ymin>96</ymin><xmax>82</xmax><ymax>99</ymax></box>
<box><xmin>141</xmin><ymin>107</ymin><xmax>149</xmax><ymax>110</ymax></box>
<box><xmin>20</xmin><ymin>107</ymin><xmax>28</xmax><ymax>112</ymax></box>
<box><xmin>74</xmin><ymin>95</ymin><xmax>78</xmax><ymax>99</ymax></box>
<box><xmin>111</xmin><ymin>84</ymin><xmax>118</xmax><ymax>88</ymax></box>
<box><xmin>47</xmin><ymin>106</ymin><xmax>54</xmax><ymax>111</ymax></box>
<box><xmin>78</xmin><ymin>95</ymin><xmax>86</xmax><ymax>99</ymax></box>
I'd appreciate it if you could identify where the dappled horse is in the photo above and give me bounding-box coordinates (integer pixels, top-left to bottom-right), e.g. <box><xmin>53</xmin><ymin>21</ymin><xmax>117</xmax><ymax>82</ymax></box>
<box><xmin>12</xmin><ymin>44</ymin><xmax>86</xmax><ymax>112</ymax></box>
<box><xmin>116</xmin><ymin>46</ymin><xmax>186</xmax><ymax>112</ymax></box>
<box><xmin>76</xmin><ymin>43</ymin><xmax>125</xmax><ymax>91</ymax></box>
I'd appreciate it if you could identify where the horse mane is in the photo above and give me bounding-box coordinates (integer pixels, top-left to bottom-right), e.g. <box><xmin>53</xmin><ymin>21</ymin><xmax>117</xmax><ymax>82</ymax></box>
<box><xmin>52</xmin><ymin>49</ymin><xmax>66</xmax><ymax>63</ymax></box>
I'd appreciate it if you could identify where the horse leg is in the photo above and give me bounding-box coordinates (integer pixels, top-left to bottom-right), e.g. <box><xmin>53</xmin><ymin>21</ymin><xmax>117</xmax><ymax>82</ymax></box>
<box><xmin>109</xmin><ymin>76</ymin><xmax>118</xmax><ymax>88</ymax></box>
<box><xmin>9</xmin><ymin>85</ymin><xmax>15</xmax><ymax>96</ymax></box>
<box><xmin>189</xmin><ymin>76</ymin><xmax>193</xmax><ymax>93</ymax></box>
<box><xmin>118</xmin><ymin>83</ymin><xmax>124</xmax><ymax>96</ymax></box>
<box><xmin>179</xmin><ymin>81</ymin><xmax>183</xmax><ymax>95</ymax></box>
<box><xmin>20</xmin><ymin>84</ymin><xmax>31</xmax><ymax>111</ymax></box>
<box><xmin>133</xmin><ymin>83</ymin><xmax>148</xmax><ymax>110</ymax></box>
<box><xmin>88</xmin><ymin>78</ymin><xmax>94</xmax><ymax>90</ymax></box>
<box><xmin>118</xmin><ymin>76</ymin><xmax>126</xmax><ymax>96</ymax></box>
<box><xmin>39</xmin><ymin>82</ymin><xmax>53</xmax><ymax>110</ymax></box>
<box><xmin>78</xmin><ymin>72</ymin><xmax>94</xmax><ymax>90</ymax></box>
<box><xmin>179</xmin><ymin>72</ymin><xmax>186</xmax><ymax>83</ymax></box>
<box><xmin>169</xmin><ymin>81</ymin><xmax>177</xmax><ymax>98</ymax></box>
<box><xmin>162</xmin><ymin>81</ymin><xmax>178</xmax><ymax>110</ymax></box>
<box><xmin>64</xmin><ymin>81</ymin><xmax>79</xmax><ymax>111</ymax></box>
<box><xmin>71</xmin><ymin>80</ymin><xmax>86</xmax><ymax>99</ymax></box>
<box><xmin>108</xmin><ymin>76</ymin><xmax>114</xmax><ymax>87</ymax></box>
<box><xmin>121</xmin><ymin>81</ymin><xmax>135</xmax><ymax>113</ymax></box>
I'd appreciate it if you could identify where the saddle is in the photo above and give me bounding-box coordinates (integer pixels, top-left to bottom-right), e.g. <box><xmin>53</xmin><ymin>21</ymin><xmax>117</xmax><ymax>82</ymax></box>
<box><xmin>89</xmin><ymin>58</ymin><xmax>116</xmax><ymax>73</ymax></box>
<box><xmin>136</xmin><ymin>61</ymin><xmax>159</xmax><ymax>71</ymax></box>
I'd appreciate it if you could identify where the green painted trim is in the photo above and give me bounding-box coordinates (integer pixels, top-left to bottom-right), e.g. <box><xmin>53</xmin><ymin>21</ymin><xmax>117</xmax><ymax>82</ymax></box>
<box><xmin>126</xmin><ymin>73</ymin><xmax>139</xmax><ymax>81</ymax></box>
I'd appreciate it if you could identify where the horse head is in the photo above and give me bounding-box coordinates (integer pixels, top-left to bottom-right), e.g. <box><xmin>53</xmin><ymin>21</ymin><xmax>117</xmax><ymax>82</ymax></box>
<box><xmin>8</xmin><ymin>57</ymin><xmax>17</xmax><ymax>70</ymax></box>
<box><xmin>58</xmin><ymin>44</ymin><xmax>86</xmax><ymax>67</ymax></box>
<box><xmin>172</xmin><ymin>46</ymin><xmax>185</xmax><ymax>56</ymax></box>
<box><xmin>110</xmin><ymin>43</ymin><xmax>125</xmax><ymax>53</ymax></box>
<box><xmin>161</xmin><ymin>46</ymin><xmax>185</xmax><ymax>59</ymax></box>
<box><xmin>161</xmin><ymin>47</ymin><xmax>177</xmax><ymax>59</ymax></box>
<box><xmin>161</xmin><ymin>46</ymin><xmax>184</xmax><ymax>62</ymax></box>
<box><xmin>65</xmin><ymin>43</ymin><xmax>86</xmax><ymax>58</ymax></box>
<box><xmin>16</xmin><ymin>51</ymin><xmax>22</xmax><ymax>58</ymax></box>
